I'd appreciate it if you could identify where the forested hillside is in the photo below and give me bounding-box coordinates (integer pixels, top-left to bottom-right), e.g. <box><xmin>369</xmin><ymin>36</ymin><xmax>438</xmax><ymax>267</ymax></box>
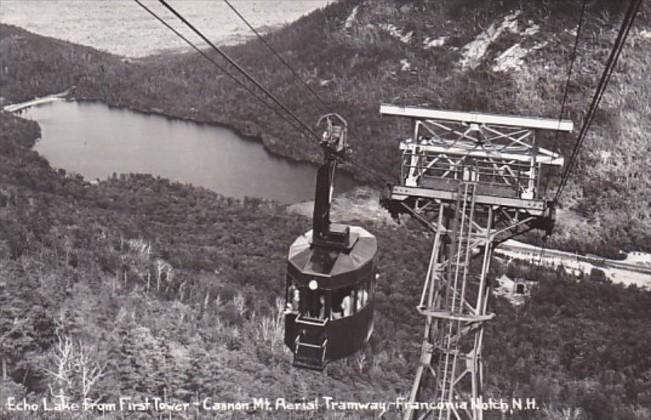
<box><xmin>2</xmin><ymin>0</ymin><xmax>651</xmax><ymax>256</ymax></box>
<box><xmin>1</xmin><ymin>1</ymin><xmax>651</xmax><ymax>419</ymax></box>
<box><xmin>0</xmin><ymin>106</ymin><xmax>650</xmax><ymax>420</ymax></box>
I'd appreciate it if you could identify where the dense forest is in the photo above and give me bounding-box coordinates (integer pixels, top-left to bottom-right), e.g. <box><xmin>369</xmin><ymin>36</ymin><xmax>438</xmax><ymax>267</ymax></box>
<box><xmin>0</xmin><ymin>105</ymin><xmax>650</xmax><ymax>420</ymax></box>
<box><xmin>1</xmin><ymin>0</ymin><xmax>650</xmax><ymax>419</ymax></box>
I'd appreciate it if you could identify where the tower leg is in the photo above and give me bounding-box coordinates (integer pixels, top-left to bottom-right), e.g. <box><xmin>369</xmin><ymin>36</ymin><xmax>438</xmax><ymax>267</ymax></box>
<box><xmin>404</xmin><ymin>183</ymin><xmax>496</xmax><ymax>420</ymax></box>
<box><xmin>404</xmin><ymin>204</ymin><xmax>447</xmax><ymax>420</ymax></box>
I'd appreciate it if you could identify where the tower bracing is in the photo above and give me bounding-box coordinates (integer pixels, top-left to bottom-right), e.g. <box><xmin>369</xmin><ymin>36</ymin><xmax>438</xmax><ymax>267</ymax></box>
<box><xmin>379</xmin><ymin>104</ymin><xmax>573</xmax><ymax>420</ymax></box>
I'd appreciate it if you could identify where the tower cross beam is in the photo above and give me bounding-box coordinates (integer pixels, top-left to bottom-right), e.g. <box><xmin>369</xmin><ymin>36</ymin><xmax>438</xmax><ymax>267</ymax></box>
<box><xmin>380</xmin><ymin>104</ymin><xmax>574</xmax><ymax>131</ymax></box>
<box><xmin>418</xmin><ymin>119</ymin><xmax>534</xmax><ymax>151</ymax></box>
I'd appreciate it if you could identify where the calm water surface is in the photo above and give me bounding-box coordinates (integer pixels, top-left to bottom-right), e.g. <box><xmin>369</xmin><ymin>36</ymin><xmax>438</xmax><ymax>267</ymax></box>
<box><xmin>21</xmin><ymin>101</ymin><xmax>355</xmax><ymax>203</ymax></box>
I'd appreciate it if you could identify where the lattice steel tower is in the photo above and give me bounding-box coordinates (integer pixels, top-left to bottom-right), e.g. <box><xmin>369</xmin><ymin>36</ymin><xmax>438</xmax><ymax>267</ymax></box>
<box><xmin>380</xmin><ymin>105</ymin><xmax>573</xmax><ymax>420</ymax></box>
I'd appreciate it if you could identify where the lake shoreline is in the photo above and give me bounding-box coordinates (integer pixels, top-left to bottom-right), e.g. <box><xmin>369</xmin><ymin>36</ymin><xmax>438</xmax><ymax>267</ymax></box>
<box><xmin>8</xmin><ymin>90</ymin><xmax>361</xmax><ymax>186</ymax></box>
<box><xmin>16</xmin><ymin>98</ymin><xmax>359</xmax><ymax>204</ymax></box>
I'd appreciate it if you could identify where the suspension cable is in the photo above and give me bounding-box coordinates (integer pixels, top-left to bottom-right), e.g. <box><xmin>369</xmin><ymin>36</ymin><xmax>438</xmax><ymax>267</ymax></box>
<box><xmin>554</xmin><ymin>0</ymin><xmax>642</xmax><ymax>203</ymax></box>
<box><xmin>157</xmin><ymin>0</ymin><xmax>323</xmax><ymax>143</ymax></box>
<box><xmin>222</xmin><ymin>0</ymin><xmax>398</xmax><ymax>185</ymax></box>
<box><xmin>222</xmin><ymin>0</ymin><xmax>331</xmax><ymax>112</ymax></box>
<box><xmin>531</xmin><ymin>0</ymin><xmax>586</xmax><ymax>265</ymax></box>
<box><xmin>554</xmin><ymin>0</ymin><xmax>587</xmax><ymax>133</ymax></box>
<box><xmin>132</xmin><ymin>0</ymin><xmax>307</xmax><ymax>136</ymax></box>
<box><xmin>139</xmin><ymin>0</ymin><xmax>397</xmax><ymax>186</ymax></box>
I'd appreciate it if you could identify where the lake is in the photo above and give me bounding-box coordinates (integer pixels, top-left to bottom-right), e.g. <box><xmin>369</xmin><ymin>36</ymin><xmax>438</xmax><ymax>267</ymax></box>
<box><xmin>20</xmin><ymin>101</ymin><xmax>355</xmax><ymax>203</ymax></box>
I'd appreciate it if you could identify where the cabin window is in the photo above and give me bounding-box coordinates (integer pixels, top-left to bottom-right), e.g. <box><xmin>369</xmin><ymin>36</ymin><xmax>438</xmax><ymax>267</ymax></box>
<box><xmin>301</xmin><ymin>289</ymin><xmax>329</xmax><ymax>320</ymax></box>
<box><xmin>285</xmin><ymin>280</ymin><xmax>300</xmax><ymax>313</ymax></box>
<box><xmin>330</xmin><ymin>287</ymin><xmax>356</xmax><ymax>320</ymax></box>
<box><xmin>515</xmin><ymin>283</ymin><xmax>525</xmax><ymax>294</ymax></box>
<box><xmin>356</xmin><ymin>279</ymin><xmax>370</xmax><ymax>312</ymax></box>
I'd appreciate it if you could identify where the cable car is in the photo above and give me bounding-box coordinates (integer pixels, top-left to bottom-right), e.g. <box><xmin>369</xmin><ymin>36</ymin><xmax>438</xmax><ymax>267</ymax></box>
<box><xmin>284</xmin><ymin>114</ymin><xmax>378</xmax><ymax>371</ymax></box>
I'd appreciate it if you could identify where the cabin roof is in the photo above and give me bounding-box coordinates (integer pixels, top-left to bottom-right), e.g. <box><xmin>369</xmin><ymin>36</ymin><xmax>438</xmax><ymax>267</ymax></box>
<box><xmin>288</xmin><ymin>226</ymin><xmax>377</xmax><ymax>289</ymax></box>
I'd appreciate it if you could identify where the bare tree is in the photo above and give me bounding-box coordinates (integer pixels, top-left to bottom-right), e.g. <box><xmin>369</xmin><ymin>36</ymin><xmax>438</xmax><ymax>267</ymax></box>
<box><xmin>42</xmin><ymin>334</ymin><xmax>73</xmax><ymax>405</ymax></box>
<box><xmin>42</xmin><ymin>332</ymin><xmax>107</xmax><ymax>405</ymax></box>
<box><xmin>76</xmin><ymin>342</ymin><xmax>107</xmax><ymax>402</ymax></box>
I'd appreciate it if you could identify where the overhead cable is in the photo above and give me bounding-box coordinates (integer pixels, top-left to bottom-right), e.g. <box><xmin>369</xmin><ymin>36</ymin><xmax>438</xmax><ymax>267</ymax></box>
<box><xmin>554</xmin><ymin>0</ymin><xmax>642</xmax><ymax>203</ymax></box>
<box><xmin>132</xmin><ymin>0</ymin><xmax>307</xmax><ymax>135</ymax></box>
<box><xmin>222</xmin><ymin>0</ymin><xmax>331</xmax><ymax>112</ymax></box>
<box><xmin>222</xmin><ymin>0</ymin><xmax>398</xmax><ymax>185</ymax></box>
<box><xmin>157</xmin><ymin>0</ymin><xmax>323</xmax><ymax>143</ymax></box>
<box><xmin>139</xmin><ymin>0</ymin><xmax>396</xmax><ymax>186</ymax></box>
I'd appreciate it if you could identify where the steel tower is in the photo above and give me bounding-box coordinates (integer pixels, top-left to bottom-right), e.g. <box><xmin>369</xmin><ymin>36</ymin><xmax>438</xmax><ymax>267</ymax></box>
<box><xmin>380</xmin><ymin>105</ymin><xmax>573</xmax><ymax>420</ymax></box>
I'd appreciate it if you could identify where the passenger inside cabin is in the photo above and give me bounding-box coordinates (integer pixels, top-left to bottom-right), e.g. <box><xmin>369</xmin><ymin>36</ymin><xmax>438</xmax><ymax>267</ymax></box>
<box><xmin>356</xmin><ymin>286</ymin><xmax>368</xmax><ymax>311</ymax></box>
<box><xmin>331</xmin><ymin>288</ymin><xmax>356</xmax><ymax>319</ymax></box>
<box><xmin>292</xmin><ymin>288</ymin><xmax>300</xmax><ymax>312</ymax></box>
<box><xmin>318</xmin><ymin>295</ymin><xmax>326</xmax><ymax>319</ymax></box>
<box><xmin>286</xmin><ymin>283</ymin><xmax>300</xmax><ymax>313</ymax></box>
<box><xmin>307</xmin><ymin>294</ymin><xmax>327</xmax><ymax>319</ymax></box>
<box><xmin>341</xmin><ymin>293</ymin><xmax>353</xmax><ymax>317</ymax></box>
<box><xmin>286</xmin><ymin>283</ymin><xmax>295</xmax><ymax>312</ymax></box>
